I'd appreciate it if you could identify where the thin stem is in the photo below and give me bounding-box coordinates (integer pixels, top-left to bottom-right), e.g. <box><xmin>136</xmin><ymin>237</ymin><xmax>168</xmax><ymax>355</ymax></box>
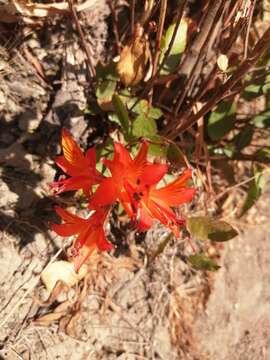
<box><xmin>168</xmin><ymin>26</ymin><xmax>270</xmax><ymax>138</ymax></box>
<box><xmin>68</xmin><ymin>0</ymin><xmax>96</xmax><ymax>77</ymax></box>
<box><xmin>131</xmin><ymin>0</ymin><xmax>135</xmax><ymax>35</ymax></box>
<box><xmin>150</xmin><ymin>0</ymin><xmax>168</xmax><ymax>90</ymax></box>
<box><xmin>108</xmin><ymin>0</ymin><xmax>121</xmax><ymax>54</ymax></box>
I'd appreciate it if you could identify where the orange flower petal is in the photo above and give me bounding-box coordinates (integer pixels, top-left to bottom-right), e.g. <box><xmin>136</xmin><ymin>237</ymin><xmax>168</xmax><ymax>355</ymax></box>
<box><xmin>89</xmin><ymin>177</ymin><xmax>118</xmax><ymax>209</ymax></box>
<box><xmin>152</xmin><ymin>169</ymin><xmax>195</xmax><ymax>206</ymax></box>
<box><xmin>54</xmin><ymin>206</ymin><xmax>83</xmax><ymax>223</ymax></box>
<box><xmin>51</xmin><ymin>222</ymin><xmax>84</xmax><ymax>237</ymax></box>
<box><xmin>61</xmin><ymin>128</ymin><xmax>84</xmax><ymax>167</ymax></box>
<box><xmin>51</xmin><ymin>176</ymin><xmax>96</xmax><ymax>195</ymax></box>
<box><xmin>140</xmin><ymin>164</ymin><xmax>168</xmax><ymax>185</ymax></box>
<box><xmin>133</xmin><ymin>141</ymin><xmax>148</xmax><ymax>168</ymax></box>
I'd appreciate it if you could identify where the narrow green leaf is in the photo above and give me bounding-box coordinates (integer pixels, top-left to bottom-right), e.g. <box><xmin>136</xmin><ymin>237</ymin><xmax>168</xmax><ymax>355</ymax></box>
<box><xmin>207</xmin><ymin>101</ymin><xmax>236</xmax><ymax>141</ymax></box>
<box><xmin>186</xmin><ymin>217</ymin><xmax>238</xmax><ymax>242</ymax></box>
<box><xmin>239</xmin><ymin>169</ymin><xmax>266</xmax><ymax>217</ymax></box>
<box><xmin>149</xmin><ymin>233</ymin><xmax>174</xmax><ymax>264</ymax></box>
<box><xmin>188</xmin><ymin>254</ymin><xmax>220</xmax><ymax>272</ymax></box>
<box><xmin>112</xmin><ymin>94</ymin><xmax>130</xmax><ymax>137</ymax></box>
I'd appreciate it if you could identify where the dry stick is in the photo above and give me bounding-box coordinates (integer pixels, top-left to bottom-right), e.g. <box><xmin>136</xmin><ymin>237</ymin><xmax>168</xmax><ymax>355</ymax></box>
<box><xmin>131</xmin><ymin>0</ymin><xmax>135</xmax><ymax>36</ymax></box>
<box><xmin>151</xmin><ymin>0</ymin><xmax>167</xmax><ymax>78</ymax></box>
<box><xmin>107</xmin><ymin>0</ymin><xmax>121</xmax><ymax>55</ymax></box>
<box><xmin>140</xmin><ymin>0</ymin><xmax>155</xmax><ymax>26</ymax></box>
<box><xmin>68</xmin><ymin>0</ymin><xmax>95</xmax><ymax>77</ymax></box>
<box><xmin>174</xmin><ymin>16</ymin><xmax>224</xmax><ymax>116</ymax></box>
<box><xmin>176</xmin><ymin>0</ymin><xmax>223</xmax><ymax>80</ymax></box>
<box><xmin>171</xmin><ymin>13</ymin><xmax>249</xmax><ymax>128</ymax></box>
<box><xmin>149</xmin><ymin>0</ymin><xmax>168</xmax><ymax>104</ymax></box>
<box><xmin>131</xmin><ymin>1</ymin><xmax>187</xmax><ymax>109</ymax></box>
<box><xmin>168</xmin><ymin>26</ymin><xmax>270</xmax><ymax>139</ymax></box>
<box><xmin>173</xmin><ymin>0</ymin><xmax>224</xmax><ymax>115</ymax></box>
<box><xmin>155</xmin><ymin>0</ymin><xmax>188</xmax><ymax>103</ymax></box>
<box><xmin>244</xmin><ymin>0</ymin><xmax>257</xmax><ymax>59</ymax></box>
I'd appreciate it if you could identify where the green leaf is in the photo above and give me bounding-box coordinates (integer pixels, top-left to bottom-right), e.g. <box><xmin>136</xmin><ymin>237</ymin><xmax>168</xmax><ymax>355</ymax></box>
<box><xmin>132</xmin><ymin>99</ymin><xmax>163</xmax><ymax>119</ymax></box>
<box><xmin>160</xmin><ymin>20</ymin><xmax>188</xmax><ymax>74</ymax></box>
<box><xmin>188</xmin><ymin>254</ymin><xmax>220</xmax><ymax>272</ymax></box>
<box><xmin>243</xmin><ymin>83</ymin><xmax>264</xmax><ymax>101</ymax></box>
<box><xmin>96</xmin><ymin>80</ymin><xmax>116</xmax><ymax>100</ymax></box>
<box><xmin>186</xmin><ymin>217</ymin><xmax>238</xmax><ymax>242</ymax></box>
<box><xmin>96</xmin><ymin>61</ymin><xmax>119</xmax><ymax>81</ymax></box>
<box><xmin>207</xmin><ymin>101</ymin><xmax>236</xmax><ymax>141</ymax></box>
<box><xmin>112</xmin><ymin>94</ymin><xmax>130</xmax><ymax>137</ymax></box>
<box><xmin>233</xmin><ymin>126</ymin><xmax>254</xmax><ymax>151</ymax></box>
<box><xmin>131</xmin><ymin>114</ymin><xmax>157</xmax><ymax>138</ymax></box>
<box><xmin>148</xmin><ymin>106</ymin><xmax>163</xmax><ymax>119</ymax></box>
<box><xmin>239</xmin><ymin>168</ymin><xmax>266</xmax><ymax>217</ymax></box>
<box><xmin>96</xmin><ymin>80</ymin><xmax>117</xmax><ymax>111</ymax></box>
<box><xmin>251</xmin><ymin>109</ymin><xmax>270</xmax><ymax>128</ymax></box>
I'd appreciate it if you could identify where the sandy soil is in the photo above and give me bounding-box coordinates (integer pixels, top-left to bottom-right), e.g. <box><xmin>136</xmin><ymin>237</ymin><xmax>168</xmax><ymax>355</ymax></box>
<box><xmin>195</xmin><ymin>184</ymin><xmax>270</xmax><ymax>360</ymax></box>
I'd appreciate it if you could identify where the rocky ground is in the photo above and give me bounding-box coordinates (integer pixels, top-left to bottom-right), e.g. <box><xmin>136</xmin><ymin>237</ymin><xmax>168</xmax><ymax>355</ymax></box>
<box><xmin>0</xmin><ymin>1</ymin><xmax>269</xmax><ymax>359</ymax></box>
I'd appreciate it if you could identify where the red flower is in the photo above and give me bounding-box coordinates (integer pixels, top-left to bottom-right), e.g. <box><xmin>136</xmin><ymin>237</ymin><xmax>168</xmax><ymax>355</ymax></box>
<box><xmin>125</xmin><ymin>169</ymin><xmax>196</xmax><ymax>236</ymax></box>
<box><xmin>50</xmin><ymin>129</ymin><xmax>103</xmax><ymax>196</ymax></box>
<box><xmin>89</xmin><ymin>141</ymin><xmax>167</xmax><ymax>217</ymax></box>
<box><xmin>51</xmin><ymin>206</ymin><xmax>112</xmax><ymax>272</ymax></box>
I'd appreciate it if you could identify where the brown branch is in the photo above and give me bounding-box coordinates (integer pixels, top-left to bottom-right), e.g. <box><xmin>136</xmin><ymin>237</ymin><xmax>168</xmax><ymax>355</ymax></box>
<box><xmin>68</xmin><ymin>0</ymin><xmax>95</xmax><ymax>77</ymax></box>
<box><xmin>131</xmin><ymin>0</ymin><xmax>135</xmax><ymax>35</ymax></box>
<box><xmin>176</xmin><ymin>0</ymin><xmax>223</xmax><ymax>80</ymax></box>
<box><xmin>167</xmin><ymin>26</ymin><xmax>270</xmax><ymax>138</ymax></box>
<box><xmin>107</xmin><ymin>0</ymin><xmax>121</xmax><ymax>55</ymax></box>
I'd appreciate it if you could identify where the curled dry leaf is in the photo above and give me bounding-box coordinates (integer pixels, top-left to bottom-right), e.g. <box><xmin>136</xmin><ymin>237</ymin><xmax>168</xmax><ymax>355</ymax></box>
<box><xmin>117</xmin><ymin>24</ymin><xmax>150</xmax><ymax>86</ymax></box>
<box><xmin>0</xmin><ymin>0</ymin><xmax>99</xmax><ymax>23</ymax></box>
<box><xmin>41</xmin><ymin>260</ymin><xmax>88</xmax><ymax>294</ymax></box>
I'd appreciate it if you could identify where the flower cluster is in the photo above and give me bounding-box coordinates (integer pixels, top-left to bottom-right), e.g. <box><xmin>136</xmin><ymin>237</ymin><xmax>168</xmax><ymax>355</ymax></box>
<box><xmin>51</xmin><ymin>129</ymin><xmax>196</xmax><ymax>272</ymax></box>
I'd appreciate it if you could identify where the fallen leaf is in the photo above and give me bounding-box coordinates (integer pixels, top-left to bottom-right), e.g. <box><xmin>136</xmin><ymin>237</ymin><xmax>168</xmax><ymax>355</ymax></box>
<box><xmin>41</xmin><ymin>260</ymin><xmax>88</xmax><ymax>294</ymax></box>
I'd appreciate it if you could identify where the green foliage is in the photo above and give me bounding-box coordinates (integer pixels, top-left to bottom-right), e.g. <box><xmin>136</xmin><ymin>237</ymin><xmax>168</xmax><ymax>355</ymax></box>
<box><xmin>112</xmin><ymin>94</ymin><xmax>130</xmax><ymax>139</ymax></box>
<box><xmin>160</xmin><ymin>20</ymin><xmax>188</xmax><ymax>74</ymax></box>
<box><xmin>239</xmin><ymin>168</ymin><xmax>266</xmax><ymax>217</ymax></box>
<box><xmin>96</xmin><ymin>61</ymin><xmax>119</xmax><ymax>81</ymax></box>
<box><xmin>96</xmin><ymin>80</ymin><xmax>117</xmax><ymax>111</ymax></box>
<box><xmin>131</xmin><ymin>113</ymin><xmax>157</xmax><ymax>138</ymax></box>
<box><xmin>188</xmin><ymin>254</ymin><xmax>220</xmax><ymax>272</ymax></box>
<box><xmin>186</xmin><ymin>217</ymin><xmax>238</xmax><ymax>242</ymax></box>
<box><xmin>207</xmin><ymin>101</ymin><xmax>236</xmax><ymax>141</ymax></box>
